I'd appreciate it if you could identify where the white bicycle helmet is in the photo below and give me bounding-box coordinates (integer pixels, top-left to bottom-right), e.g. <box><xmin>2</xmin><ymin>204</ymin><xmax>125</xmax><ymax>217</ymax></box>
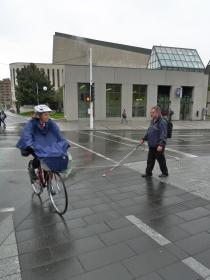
<box><xmin>34</xmin><ymin>104</ymin><xmax>52</xmax><ymax>113</ymax></box>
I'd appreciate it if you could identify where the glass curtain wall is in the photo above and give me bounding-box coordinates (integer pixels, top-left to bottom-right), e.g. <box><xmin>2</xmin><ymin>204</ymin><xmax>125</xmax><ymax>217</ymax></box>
<box><xmin>132</xmin><ymin>85</ymin><xmax>147</xmax><ymax>117</ymax></box>
<box><xmin>106</xmin><ymin>84</ymin><xmax>121</xmax><ymax>117</ymax></box>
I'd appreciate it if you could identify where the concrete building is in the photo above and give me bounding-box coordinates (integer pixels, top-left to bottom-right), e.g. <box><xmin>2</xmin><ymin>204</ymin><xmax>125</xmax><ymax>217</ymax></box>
<box><xmin>9</xmin><ymin>62</ymin><xmax>64</xmax><ymax>106</ymax></box>
<box><xmin>53</xmin><ymin>32</ymin><xmax>151</xmax><ymax>68</ymax></box>
<box><xmin>205</xmin><ymin>61</ymin><xmax>210</xmax><ymax>115</ymax></box>
<box><xmin>53</xmin><ymin>33</ymin><xmax>208</xmax><ymax>121</ymax></box>
<box><xmin>0</xmin><ymin>79</ymin><xmax>12</xmax><ymax>109</ymax></box>
<box><xmin>64</xmin><ymin>65</ymin><xmax>208</xmax><ymax>121</ymax></box>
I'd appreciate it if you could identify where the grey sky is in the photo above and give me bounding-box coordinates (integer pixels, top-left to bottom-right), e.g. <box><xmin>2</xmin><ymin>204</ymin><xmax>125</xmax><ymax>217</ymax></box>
<box><xmin>0</xmin><ymin>0</ymin><xmax>210</xmax><ymax>79</ymax></box>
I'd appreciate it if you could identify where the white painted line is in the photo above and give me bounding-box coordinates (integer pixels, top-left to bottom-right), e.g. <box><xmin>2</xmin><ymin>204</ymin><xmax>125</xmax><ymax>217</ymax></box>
<box><xmin>79</xmin><ymin>131</ymin><xmax>134</xmax><ymax>147</ymax></box>
<box><xmin>67</xmin><ymin>140</ymin><xmax>117</xmax><ymax>164</ymax></box>
<box><xmin>0</xmin><ymin>207</ymin><xmax>15</xmax><ymax>213</ymax></box>
<box><xmin>0</xmin><ymin>147</ymin><xmax>17</xmax><ymax>150</ymax></box>
<box><xmin>172</xmin><ymin>134</ymin><xmax>204</xmax><ymax>137</ymax></box>
<box><xmin>98</xmin><ymin>131</ymin><xmax>138</xmax><ymax>143</ymax></box>
<box><xmin>0</xmin><ymin>169</ymin><xmax>26</xmax><ymax>172</ymax></box>
<box><xmin>126</xmin><ymin>215</ymin><xmax>171</xmax><ymax>246</ymax></box>
<box><xmin>165</xmin><ymin>147</ymin><xmax>198</xmax><ymax>158</ymax></box>
<box><xmin>182</xmin><ymin>257</ymin><xmax>210</xmax><ymax>278</ymax></box>
<box><xmin>98</xmin><ymin>131</ymin><xmax>197</xmax><ymax>158</ymax></box>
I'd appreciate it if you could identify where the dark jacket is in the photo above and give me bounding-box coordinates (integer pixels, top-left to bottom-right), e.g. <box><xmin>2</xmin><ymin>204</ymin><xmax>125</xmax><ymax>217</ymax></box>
<box><xmin>143</xmin><ymin>117</ymin><xmax>167</xmax><ymax>148</ymax></box>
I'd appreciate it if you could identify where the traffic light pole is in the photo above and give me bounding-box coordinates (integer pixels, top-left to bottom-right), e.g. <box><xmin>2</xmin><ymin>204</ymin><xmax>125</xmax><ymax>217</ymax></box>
<box><xmin>89</xmin><ymin>48</ymin><xmax>94</xmax><ymax>130</ymax></box>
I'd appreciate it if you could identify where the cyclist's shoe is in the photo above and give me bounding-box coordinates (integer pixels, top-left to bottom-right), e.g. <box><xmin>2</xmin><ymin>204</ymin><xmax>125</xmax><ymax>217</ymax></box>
<box><xmin>28</xmin><ymin>166</ymin><xmax>37</xmax><ymax>182</ymax></box>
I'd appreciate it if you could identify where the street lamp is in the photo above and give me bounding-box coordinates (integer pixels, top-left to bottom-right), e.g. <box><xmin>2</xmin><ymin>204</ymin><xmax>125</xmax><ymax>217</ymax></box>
<box><xmin>36</xmin><ymin>83</ymin><xmax>47</xmax><ymax>105</ymax></box>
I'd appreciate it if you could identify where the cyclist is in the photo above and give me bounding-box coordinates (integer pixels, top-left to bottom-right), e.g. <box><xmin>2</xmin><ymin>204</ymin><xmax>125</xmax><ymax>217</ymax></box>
<box><xmin>16</xmin><ymin>105</ymin><xmax>70</xmax><ymax>181</ymax></box>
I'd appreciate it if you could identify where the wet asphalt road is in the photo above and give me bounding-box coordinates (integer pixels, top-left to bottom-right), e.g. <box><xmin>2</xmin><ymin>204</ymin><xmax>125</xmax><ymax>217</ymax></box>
<box><xmin>0</xmin><ymin>115</ymin><xmax>210</xmax><ymax>212</ymax></box>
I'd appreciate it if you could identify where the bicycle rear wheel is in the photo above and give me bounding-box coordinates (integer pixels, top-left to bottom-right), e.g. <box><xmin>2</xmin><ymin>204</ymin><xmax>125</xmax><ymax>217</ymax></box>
<box><xmin>28</xmin><ymin>160</ymin><xmax>42</xmax><ymax>195</ymax></box>
<box><xmin>48</xmin><ymin>172</ymin><xmax>68</xmax><ymax>215</ymax></box>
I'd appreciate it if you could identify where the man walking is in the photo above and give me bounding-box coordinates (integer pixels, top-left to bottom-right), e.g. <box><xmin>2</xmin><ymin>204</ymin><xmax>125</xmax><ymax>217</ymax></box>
<box><xmin>0</xmin><ymin>110</ymin><xmax>7</xmax><ymax>129</ymax></box>
<box><xmin>140</xmin><ymin>106</ymin><xmax>168</xmax><ymax>178</ymax></box>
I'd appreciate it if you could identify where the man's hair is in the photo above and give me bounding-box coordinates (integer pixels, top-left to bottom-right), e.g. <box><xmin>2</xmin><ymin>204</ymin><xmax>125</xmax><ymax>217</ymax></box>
<box><xmin>152</xmin><ymin>106</ymin><xmax>161</xmax><ymax>113</ymax></box>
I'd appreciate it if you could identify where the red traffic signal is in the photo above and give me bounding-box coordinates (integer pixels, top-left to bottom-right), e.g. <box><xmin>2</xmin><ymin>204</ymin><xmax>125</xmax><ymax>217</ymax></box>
<box><xmin>85</xmin><ymin>94</ymin><xmax>91</xmax><ymax>102</ymax></box>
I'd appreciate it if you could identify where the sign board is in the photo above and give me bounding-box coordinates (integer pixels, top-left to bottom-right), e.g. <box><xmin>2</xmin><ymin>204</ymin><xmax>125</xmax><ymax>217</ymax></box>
<box><xmin>175</xmin><ymin>87</ymin><xmax>183</xmax><ymax>98</ymax></box>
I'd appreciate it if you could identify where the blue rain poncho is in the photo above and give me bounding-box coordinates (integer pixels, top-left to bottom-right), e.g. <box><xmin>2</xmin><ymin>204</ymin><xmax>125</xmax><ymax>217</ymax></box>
<box><xmin>16</xmin><ymin>118</ymin><xmax>70</xmax><ymax>171</ymax></box>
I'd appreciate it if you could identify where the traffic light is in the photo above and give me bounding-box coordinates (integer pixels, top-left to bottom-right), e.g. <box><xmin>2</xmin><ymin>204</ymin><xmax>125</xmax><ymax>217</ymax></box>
<box><xmin>85</xmin><ymin>93</ymin><xmax>90</xmax><ymax>102</ymax></box>
<box><xmin>90</xmin><ymin>84</ymin><xmax>94</xmax><ymax>102</ymax></box>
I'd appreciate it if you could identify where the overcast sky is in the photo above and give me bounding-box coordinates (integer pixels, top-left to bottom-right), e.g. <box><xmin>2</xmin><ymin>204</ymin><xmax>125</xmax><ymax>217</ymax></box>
<box><xmin>1</xmin><ymin>0</ymin><xmax>210</xmax><ymax>79</ymax></box>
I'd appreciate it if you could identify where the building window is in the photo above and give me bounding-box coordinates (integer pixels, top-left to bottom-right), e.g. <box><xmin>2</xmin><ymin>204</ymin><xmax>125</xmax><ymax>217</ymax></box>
<box><xmin>52</xmin><ymin>69</ymin><xmax>55</xmax><ymax>86</ymax></box>
<box><xmin>132</xmin><ymin>85</ymin><xmax>147</xmax><ymax>117</ymax></box>
<box><xmin>106</xmin><ymin>84</ymin><xmax>121</xmax><ymax>117</ymax></box>
<box><xmin>57</xmin><ymin>69</ymin><xmax>60</xmax><ymax>88</ymax></box>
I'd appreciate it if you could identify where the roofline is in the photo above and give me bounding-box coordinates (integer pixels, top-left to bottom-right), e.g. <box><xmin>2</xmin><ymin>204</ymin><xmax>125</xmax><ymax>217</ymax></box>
<box><xmin>153</xmin><ymin>45</ymin><xmax>198</xmax><ymax>51</ymax></box>
<box><xmin>9</xmin><ymin>62</ymin><xmax>64</xmax><ymax>66</ymax></box>
<box><xmin>54</xmin><ymin>32</ymin><xmax>151</xmax><ymax>55</ymax></box>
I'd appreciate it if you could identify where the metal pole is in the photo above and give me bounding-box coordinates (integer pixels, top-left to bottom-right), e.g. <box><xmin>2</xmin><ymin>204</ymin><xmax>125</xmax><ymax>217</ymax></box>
<box><xmin>89</xmin><ymin>48</ymin><xmax>93</xmax><ymax>130</ymax></box>
<box><xmin>36</xmin><ymin>82</ymin><xmax>39</xmax><ymax>105</ymax></box>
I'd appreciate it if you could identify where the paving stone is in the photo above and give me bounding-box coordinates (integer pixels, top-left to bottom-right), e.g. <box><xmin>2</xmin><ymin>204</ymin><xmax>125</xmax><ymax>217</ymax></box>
<box><xmin>0</xmin><ymin>244</ymin><xmax>18</xmax><ymax>260</ymax></box>
<box><xmin>51</xmin><ymin>236</ymin><xmax>105</xmax><ymax>261</ymax></box>
<box><xmin>2</xmin><ymin>232</ymin><xmax>16</xmax><ymax>246</ymax></box>
<box><xmin>71</xmin><ymin>198</ymin><xmax>104</xmax><ymax>209</ymax></box>
<box><xmin>183</xmin><ymin>198</ymin><xmax>209</xmax><ymax>208</ymax></box>
<box><xmin>179</xmin><ymin>216</ymin><xmax>210</xmax><ymax>234</ymax></box>
<box><xmin>68</xmin><ymin>223</ymin><xmax>110</xmax><ymax>240</ymax></box>
<box><xmin>126</xmin><ymin>235</ymin><xmax>160</xmax><ymax>254</ymax></box>
<box><xmin>21</xmin><ymin>257</ymin><xmax>83</xmax><ymax>280</ymax></box>
<box><xmin>110</xmin><ymin>192</ymin><xmax>137</xmax><ymax>201</ymax></box>
<box><xmin>157</xmin><ymin>226</ymin><xmax>190</xmax><ymax>242</ymax></box>
<box><xmin>158</xmin><ymin>261</ymin><xmax>203</xmax><ymax>280</ymax></box>
<box><xmin>0</xmin><ymin>215</ymin><xmax>14</xmax><ymax>246</ymax></box>
<box><xmin>68</xmin><ymin>263</ymin><xmax>133</xmax><ymax>280</ymax></box>
<box><xmin>99</xmin><ymin>225</ymin><xmax>142</xmax><ymax>245</ymax></box>
<box><xmin>83</xmin><ymin>211</ymin><xmax>120</xmax><ymax>224</ymax></box>
<box><xmin>164</xmin><ymin>243</ymin><xmax>188</xmax><ymax>260</ymax></box>
<box><xmin>123</xmin><ymin>248</ymin><xmax>178</xmax><ymax>278</ymax></box>
<box><xmin>15</xmin><ymin>227</ymin><xmax>46</xmax><ymax>243</ymax></box>
<box><xmin>136</xmin><ymin>272</ymin><xmax>164</xmax><ymax>280</ymax></box>
<box><xmin>146</xmin><ymin>214</ymin><xmax>185</xmax><ymax>229</ymax></box>
<box><xmin>194</xmin><ymin>248</ymin><xmax>210</xmax><ymax>268</ymax></box>
<box><xmin>0</xmin><ymin>273</ymin><xmax>22</xmax><ymax>280</ymax></box>
<box><xmin>175</xmin><ymin>232</ymin><xmax>210</xmax><ymax>255</ymax></box>
<box><xmin>105</xmin><ymin>217</ymin><xmax>131</xmax><ymax>229</ymax></box>
<box><xmin>91</xmin><ymin>204</ymin><xmax>111</xmax><ymax>212</ymax></box>
<box><xmin>176</xmin><ymin>207</ymin><xmax>210</xmax><ymax>221</ymax></box>
<box><xmin>117</xmin><ymin>198</ymin><xmax>136</xmax><ymax>207</ymax></box>
<box><xmin>19</xmin><ymin>248</ymin><xmax>52</xmax><ymax>270</ymax></box>
<box><xmin>0</xmin><ymin>256</ymin><xmax>20</xmax><ymax>278</ymax></box>
<box><xmin>78</xmin><ymin>243</ymin><xmax>135</xmax><ymax>271</ymax></box>
<box><xmin>17</xmin><ymin>231</ymin><xmax>70</xmax><ymax>254</ymax></box>
<box><xmin>61</xmin><ymin>207</ymin><xmax>93</xmax><ymax>220</ymax></box>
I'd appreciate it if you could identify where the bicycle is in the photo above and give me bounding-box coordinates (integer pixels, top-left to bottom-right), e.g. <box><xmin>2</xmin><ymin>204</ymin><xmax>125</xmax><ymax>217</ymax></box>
<box><xmin>28</xmin><ymin>160</ymin><xmax>68</xmax><ymax>215</ymax></box>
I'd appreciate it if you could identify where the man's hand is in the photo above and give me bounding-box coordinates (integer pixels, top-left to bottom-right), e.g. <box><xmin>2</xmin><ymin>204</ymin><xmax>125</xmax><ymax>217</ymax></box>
<box><xmin>157</xmin><ymin>145</ymin><xmax>163</xmax><ymax>152</ymax></box>
<box><xmin>140</xmin><ymin>139</ymin><xmax>144</xmax><ymax>145</ymax></box>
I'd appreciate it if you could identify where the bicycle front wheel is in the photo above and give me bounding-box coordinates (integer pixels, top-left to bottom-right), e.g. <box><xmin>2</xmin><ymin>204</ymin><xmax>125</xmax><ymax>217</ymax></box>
<box><xmin>48</xmin><ymin>172</ymin><xmax>68</xmax><ymax>215</ymax></box>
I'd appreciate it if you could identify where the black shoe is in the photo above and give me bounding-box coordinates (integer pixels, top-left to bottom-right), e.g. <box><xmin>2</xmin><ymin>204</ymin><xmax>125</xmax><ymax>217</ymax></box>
<box><xmin>159</xmin><ymin>174</ymin><xmax>169</xmax><ymax>178</ymax></box>
<box><xmin>141</xmin><ymin>174</ymin><xmax>152</xmax><ymax>178</ymax></box>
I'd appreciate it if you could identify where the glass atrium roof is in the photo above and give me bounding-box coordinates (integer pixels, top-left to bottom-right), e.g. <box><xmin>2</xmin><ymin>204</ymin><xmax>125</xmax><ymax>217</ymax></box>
<box><xmin>147</xmin><ymin>46</ymin><xmax>205</xmax><ymax>72</ymax></box>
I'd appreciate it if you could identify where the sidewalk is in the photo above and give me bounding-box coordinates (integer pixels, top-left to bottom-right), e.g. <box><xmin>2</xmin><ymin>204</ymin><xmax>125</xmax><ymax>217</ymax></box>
<box><xmin>6</xmin><ymin>111</ymin><xmax>210</xmax><ymax>131</ymax></box>
<box><xmin>12</xmin><ymin>163</ymin><xmax>210</xmax><ymax>280</ymax></box>
<box><xmin>57</xmin><ymin>119</ymin><xmax>210</xmax><ymax>131</ymax></box>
